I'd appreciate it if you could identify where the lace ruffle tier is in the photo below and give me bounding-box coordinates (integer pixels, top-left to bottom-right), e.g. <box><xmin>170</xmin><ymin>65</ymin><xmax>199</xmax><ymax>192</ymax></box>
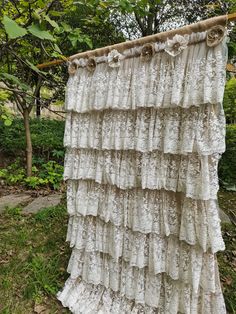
<box><xmin>66</xmin><ymin>216</ymin><xmax>223</xmax><ymax>291</ymax></box>
<box><xmin>64</xmin><ymin>105</ymin><xmax>225</xmax><ymax>155</ymax></box>
<box><xmin>58</xmin><ymin>273</ymin><xmax>225</xmax><ymax>314</ymax></box>
<box><xmin>66</xmin><ymin>180</ymin><xmax>224</xmax><ymax>253</ymax></box>
<box><xmin>64</xmin><ymin>149</ymin><xmax>220</xmax><ymax>200</ymax></box>
<box><xmin>58</xmin><ymin>28</ymin><xmax>227</xmax><ymax>313</ymax></box>
<box><xmin>65</xmin><ymin>39</ymin><xmax>227</xmax><ymax>113</ymax></box>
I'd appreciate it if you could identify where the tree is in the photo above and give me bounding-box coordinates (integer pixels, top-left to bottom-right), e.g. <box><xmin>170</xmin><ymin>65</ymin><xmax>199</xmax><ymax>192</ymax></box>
<box><xmin>83</xmin><ymin>0</ymin><xmax>236</xmax><ymax>53</ymax></box>
<box><xmin>0</xmin><ymin>0</ymin><xmax>92</xmax><ymax>176</ymax></box>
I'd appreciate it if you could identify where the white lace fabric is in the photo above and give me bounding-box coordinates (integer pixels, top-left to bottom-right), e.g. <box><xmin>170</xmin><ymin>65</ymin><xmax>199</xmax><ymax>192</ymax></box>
<box><xmin>64</xmin><ymin>105</ymin><xmax>226</xmax><ymax>155</ymax></box>
<box><xmin>64</xmin><ymin>149</ymin><xmax>221</xmax><ymax>199</ymax></box>
<box><xmin>57</xmin><ymin>29</ymin><xmax>228</xmax><ymax>313</ymax></box>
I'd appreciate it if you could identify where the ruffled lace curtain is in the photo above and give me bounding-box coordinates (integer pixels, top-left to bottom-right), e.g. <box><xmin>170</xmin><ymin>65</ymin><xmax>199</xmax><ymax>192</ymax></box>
<box><xmin>57</xmin><ymin>24</ymin><xmax>228</xmax><ymax>314</ymax></box>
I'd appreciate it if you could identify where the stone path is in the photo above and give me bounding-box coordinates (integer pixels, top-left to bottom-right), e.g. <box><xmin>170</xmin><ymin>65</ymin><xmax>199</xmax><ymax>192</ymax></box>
<box><xmin>0</xmin><ymin>193</ymin><xmax>62</xmax><ymax>214</ymax></box>
<box><xmin>0</xmin><ymin>192</ymin><xmax>232</xmax><ymax>223</ymax></box>
<box><xmin>0</xmin><ymin>194</ymin><xmax>32</xmax><ymax>213</ymax></box>
<box><xmin>23</xmin><ymin>194</ymin><xmax>62</xmax><ymax>214</ymax></box>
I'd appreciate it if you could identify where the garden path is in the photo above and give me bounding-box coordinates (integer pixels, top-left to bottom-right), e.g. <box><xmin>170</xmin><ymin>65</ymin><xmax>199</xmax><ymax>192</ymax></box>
<box><xmin>0</xmin><ymin>192</ymin><xmax>62</xmax><ymax>213</ymax></box>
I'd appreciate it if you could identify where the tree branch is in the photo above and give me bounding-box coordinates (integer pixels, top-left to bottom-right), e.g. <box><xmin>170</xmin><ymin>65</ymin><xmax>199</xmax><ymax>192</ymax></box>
<box><xmin>134</xmin><ymin>13</ymin><xmax>146</xmax><ymax>36</ymax></box>
<box><xmin>9</xmin><ymin>0</ymin><xmax>21</xmax><ymax>16</ymax></box>
<box><xmin>0</xmin><ymin>85</ymin><xmax>65</xmax><ymax>118</ymax></box>
<box><xmin>45</xmin><ymin>0</ymin><xmax>57</xmax><ymax>15</ymax></box>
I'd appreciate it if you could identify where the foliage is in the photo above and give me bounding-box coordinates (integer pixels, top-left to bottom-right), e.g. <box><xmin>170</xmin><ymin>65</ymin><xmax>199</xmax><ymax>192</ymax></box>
<box><xmin>84</xmin><ymin>0</ymin><xmax>236</xmax><ymax>41</ymax></box>
<box><xmin>223</xmin><ymin>78</ymin><xmax>236</xmax><ymax>124</ymax></box>
<box><xmin>0</xmin><ymin>0</ymin><xmax>109</xmax><ymax>112</ymax></box>
<box><xmin>217</xmin><ymin>190</ymin><xmax>236</xmax><ymax>314</ymax></box>
<box><xmin>219</xmin><ymin>124</ymin><xmax>236</xmax><ymax>191</ymax></box>
<box><xmin>0</xmin><ymin>118</ymin><xmax>65</xmax><ymax>162</ymax></box>
<box><xmin>0</xmin><ymin>90</ymin><xmax>13</xmax><ymax>126</ymax></box>
<box><xmin>218</xmin><ymin>223</ymin><xmax>236</xmax><ymax>313</ymax></box>
<box><xmin>0</xmin><ymin>159</ymin><xmax>63</xmax><ymax>190</ymax></box>
<box><xmin>0</xmin><ymin>204</ymin><xmax>70</xmax><ymax>313</ymax></box>
<box><xmin>0</xmin><ymin>0</ymin><xmax>95</xmax><ymax>176</ymax></box>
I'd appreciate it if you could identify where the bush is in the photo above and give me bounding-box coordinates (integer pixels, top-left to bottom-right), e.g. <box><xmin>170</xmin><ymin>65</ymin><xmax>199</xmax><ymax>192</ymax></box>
<box><xmin>0</xmin><ymin>118</ymin><xmax>65</xmax><ymax>163</ymax></box>
<box><xmin>0</xmin><ymin>159</ymin><xmax>64</xmax><ymax>190</ymax></box>
<box><xmin>219</xmin><ymin>124</ymin><xmax>236</xmax><ymax>190</ymax></box>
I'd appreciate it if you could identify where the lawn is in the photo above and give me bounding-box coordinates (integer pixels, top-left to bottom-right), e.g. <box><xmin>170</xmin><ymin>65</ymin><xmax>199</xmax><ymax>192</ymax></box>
<box><xmin>0</xmin><ymin>191</ymin><xmax>235</xmax><ymax>314</ymax></box>
<box><xmin>0</xmin><ymin>202</ymin><xmax>70</xmax><ymax>314</ymax></box>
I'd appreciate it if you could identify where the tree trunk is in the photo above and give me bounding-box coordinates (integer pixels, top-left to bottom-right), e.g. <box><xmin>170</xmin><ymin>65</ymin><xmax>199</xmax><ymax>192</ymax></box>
<box><xmin>23</xmin><ymin>109</ymin><xmax>32</xmax><ymax>177</ymax></box>
<box><xmin>35</xmin><ymin>77</ymin><xmax>42</xmax><ymax>118</ymax></box>
<box><xmin>36</xmin><ymin>97</ymin><xmax>41</xmax><ymax>117</ymax></box>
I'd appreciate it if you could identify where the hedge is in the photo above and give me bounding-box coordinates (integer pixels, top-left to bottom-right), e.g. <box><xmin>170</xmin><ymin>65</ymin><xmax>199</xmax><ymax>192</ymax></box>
<box><xmin>219</xmin><ymin>124</ymin><xmax>236</xmax><ymax>190</ymax></box>
<box><xmin>0</xmin><ymin>118</ymin><xmax>65</xmax><ymax>163</ymax></box>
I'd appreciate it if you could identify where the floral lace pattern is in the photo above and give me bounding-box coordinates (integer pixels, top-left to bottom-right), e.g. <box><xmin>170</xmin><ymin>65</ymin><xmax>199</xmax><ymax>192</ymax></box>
<box><xmin>57</xmin><ymin>277</ymin><xmax>226</xmax><ymax>314</ymax></box>
<box><xmin>64</xmin><ymin>149</ymin><xmax>220</xmax><ymax>200</ymax></box>
<box><xmin>58</xmin><ymin>27</ymin><xmax>228</xmax><ymax>313</ymax></box>
<box><xmin>64</xmin><ymin>105</ymin><xmax>225</xmax><ymax>155</ymax></box>
<box><xmin>66</xmin><ymin>247</ymin><xmax>220</xmax><ymax>295</ymax></box>
<box><xmin>66</xmin><ymin>180</ymin><xmax>224</xmax><ymax>253</ymax></box>
<box><xmin>66</xmin><ymin>215</ymin><xmax>223</xmax><ymax>291</ymax></box>
<box><xmin>65</xmin><ymin>39</ymin><xmax>227</xmax><ymax>113</ymax></box>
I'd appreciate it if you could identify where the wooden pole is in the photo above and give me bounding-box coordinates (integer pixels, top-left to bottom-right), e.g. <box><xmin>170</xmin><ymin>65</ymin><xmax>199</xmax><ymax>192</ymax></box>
<box><xmin>36</xmin><ymin>13</ymin><xmax>236</xmax><ymax>70</ymax></box>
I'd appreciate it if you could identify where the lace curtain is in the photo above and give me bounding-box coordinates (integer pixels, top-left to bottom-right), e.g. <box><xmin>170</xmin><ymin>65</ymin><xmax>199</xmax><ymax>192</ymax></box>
<box><xmin>57</xmin><ymin>25</ymin><xmax>228</xmax><ymax>314</ymax></box>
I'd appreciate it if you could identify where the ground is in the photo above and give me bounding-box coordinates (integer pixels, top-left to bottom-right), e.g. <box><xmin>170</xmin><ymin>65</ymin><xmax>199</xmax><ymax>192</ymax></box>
<box><xmin>0</xmin><ymin>193</ymin><xmax>70</xmax><ymax>314</ymax></box>
<box><xmin>0</xmin><ymin>188</ymin><xmax>235</xmax><ymax>314</ymax></box>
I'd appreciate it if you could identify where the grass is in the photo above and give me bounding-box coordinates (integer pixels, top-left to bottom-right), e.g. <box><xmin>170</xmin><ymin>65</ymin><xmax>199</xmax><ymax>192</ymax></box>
<box><xmin>218</xmin><ymin>190</ymin><xmax>236</xmax><ymax>314</ymax></box>
<box><xmin>0</xmin><ymin>203</ymin><xmax>70</xmax><ymax>314</ymax></box>
<box><xmin>218</xmin><ymin>222</ymin><xmax>236</xmax><ymax>314</ymax></box>
<box><xmin>0</xmin><ymin>191</ymin><xmax>235</xmax><ymax>313</ymax></box>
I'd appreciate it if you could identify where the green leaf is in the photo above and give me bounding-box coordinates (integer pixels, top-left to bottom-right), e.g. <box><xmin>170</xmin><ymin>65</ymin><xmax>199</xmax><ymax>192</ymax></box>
<box><xmin>27</xmin><ymin>24</ymin><xmax>55</xmax><ymax>41</ymax></box>
<box><xmin>25</xmin><ymin>60</ymin><xmax>47</xmax><ymax>75</ymax></box>
<box><xmin>68</xmin><ymin>33</ymin><xmax>78</xmax><ymax>47</ymax></box>
<box><xmin>44</xmin><ymin>15</ymin><xmax>60</xmax><ymax>29</ymax></box>
<box><xmin>32</xmin><ymin>11</ymin><xmax>41</xmax><ymax>21</ymax></box>
<box><xmin>4</xmin><ymin>119</ymin><xmax>12</xmax><ymax>126</ymax></box>
<box><xmin>0</xmin><ymin>73</ymin><xmax>30</xmax><ymax>91</ymax></box>
<box><xmin>2</xmin><ymin>16</ymin><xmax>28</xmax><ymax>39</ymax></box>
<box><xmin>53</xmin><ymin>43</ymin><xmax>62</xmax><ymax>53</ymax></box>
<box><xmin>60</xmin><ymin>22</ymin><xmax>72</xmax><ymax>32</ymax></box>
<box><xmin>48</xmin><ymin>10</ymin><xmax>64</xmax><ymax>17</ymax></box>
<box><xmin>0</xmin><ymin>90</ymin><xmax>10</xmax><ymax>101</ymax></box>
<box><xmin>84</xmin><ymin>37</ymin><xmax>93</xmax><ymax>49</ymax></box>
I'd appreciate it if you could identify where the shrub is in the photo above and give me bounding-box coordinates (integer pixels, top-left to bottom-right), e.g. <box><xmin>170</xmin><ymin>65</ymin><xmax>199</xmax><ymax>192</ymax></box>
<box><xmin>0</xmin><ymin>159</ymin><xmax>63</xmax><ymax>190</ymax></box>
<box><xmin>0</xmin><ymin>118</ymin><xmax>65</xmax><ymax>163</ymax></box>
<box><xmin>219</xmin><ymin>124</ymin><xmax>236</xmax><ymax>190</ymax></box>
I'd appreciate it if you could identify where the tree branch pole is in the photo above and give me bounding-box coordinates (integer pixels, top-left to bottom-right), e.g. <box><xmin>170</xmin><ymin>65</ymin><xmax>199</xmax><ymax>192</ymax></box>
<box><xmin>36</xmin><ymin>13</ymin><xmax>236</xmax><ymax>70</ymax></box>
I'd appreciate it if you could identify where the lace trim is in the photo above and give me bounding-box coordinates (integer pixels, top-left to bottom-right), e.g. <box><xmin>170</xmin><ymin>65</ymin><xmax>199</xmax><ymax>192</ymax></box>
<box><xmin>57</xmin><ymin>277</ymin><xmax>226</xmax><ymax>314</ymax></box>
<box><xmin>66</xmin><ymin>208</ymin><xmax>224</xmax><ymax>259</ymax></box>
<box><xmin>66</xmin><ymin>215</ymin><xmax>223</xmax><ymax>290</ymax></box>
<box><xmin>66</xmin><ymin>180</ymin><xmax>224</xmax><ymax>253</ymax></box>
<box><xmin>65</xmin><ymin>41</ymin><xmax>227</xmax><ymax>113</ymax></box>
<box><xmin>64</xmin><ymin>105</ymin><xmax>225</xmax><ymax>155</ymax></box>
<box><xmin>67</xmin><ymin>248</ymin><xmax>221</xmax><ymax>297</ymax></box>
<box><xmin>64</xmin><ymin>149</ymin><xmax>220</xmax><ymax>200</ymax></box>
